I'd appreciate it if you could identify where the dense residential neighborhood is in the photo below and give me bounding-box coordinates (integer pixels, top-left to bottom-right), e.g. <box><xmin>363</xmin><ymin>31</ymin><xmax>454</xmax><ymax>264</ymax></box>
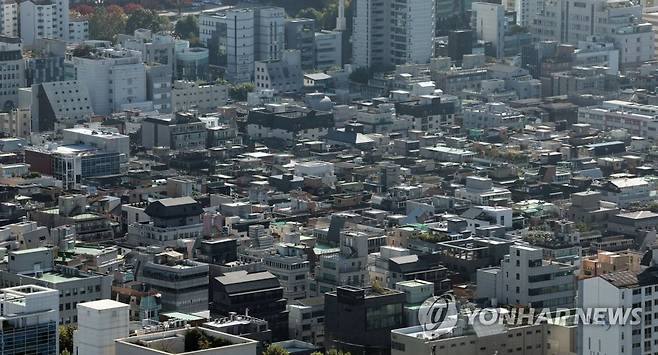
<box><xmin>3</xmin><ymin>0</ymin><xmax>658</xmax><ymax>354</ymax></box>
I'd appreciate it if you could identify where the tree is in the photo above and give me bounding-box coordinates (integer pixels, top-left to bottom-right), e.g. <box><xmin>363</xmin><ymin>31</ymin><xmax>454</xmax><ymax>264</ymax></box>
<box><xmin>311</xmin><ymin>351</ymin><xmax>352</xmax><ymax>355</ymax></box>
<box><xmin>263</xmin><ymin>344</ymin><xmax>289</xmax><ymax>355</ymax></box>
<box><xmin>72</xmin><ymin>4</ymin><xmax>94</xmax><ymax>15</ymax></box>
<box><xmin>59</xmin><ymin>324</ymin><xmax>75</xmax><ymax>354</ymax></box>
<box><xmin>126</xmin><ymin>8</ymin><xmax>169</xmax><ymax>34</ymax></box>
<box><xmin>229</xmin><ymin>83</ymin><xmax>254</xmax><ymax>102</ymax></box>
<box><xmin>89</xmin><ymin>6</ymin><xmax>127</xmax><ymax>42</ymax></box>
<box><xmin>72</xmin><ymin>44</ymin><xmax>94</xmax><ymax>58</ymax></box>
<box><xmin>349</xmin><ymin>67</ymin><xmax>370</xmax><ymax>84</ymax></box>
<box><xmin>174</xmin><ymin>15</ymin><xmax>199</xmax><ymax>40</ymax></box>
<box><xmin>123</xmin><ymin>2</ymin><xmax>143</xmax><ymax>13</ymax></box>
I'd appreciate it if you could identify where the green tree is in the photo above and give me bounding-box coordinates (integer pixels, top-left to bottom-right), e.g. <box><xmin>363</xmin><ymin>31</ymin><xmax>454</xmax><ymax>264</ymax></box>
<box><xmin>89</xmin><ymin>5</ymin><xmax>127</xmax><ymax>42</ymax></box>
<box><xmin>349</xmin><ymin>67</ymin><xmax>370</xmax><ymax>84</ymax></box>
<box><xmin>263</xmin><ymin>344</ymin><xmax>289</xmax><ymax>355</ymax></box>
<box><xmin>229</xmin><ymin>83</ymin><xmax>254</xmax><ymax>102</ymax></box>
<box><xmin>72</xmin><ymin>44</ymin><xmax>94</xmax><ymax>57</ymax></box>
<box><xmin>311</xmin><ymin>350</ymin><xmax>352</xmax><ymax>355</ymax></box>
<box><xmin>126</xmin><ymin>8</ymin><xmax>169</xmax><ymax>34</ymax></box>
<box><xmin>59</xmin><ymin>324</ymin><xmax>75</xmax><ymax>354</ymax></box>
<box><xmin>174</xmin><ymin>15</ymin><xmax>199</xmax><ymax>40</ymax></box>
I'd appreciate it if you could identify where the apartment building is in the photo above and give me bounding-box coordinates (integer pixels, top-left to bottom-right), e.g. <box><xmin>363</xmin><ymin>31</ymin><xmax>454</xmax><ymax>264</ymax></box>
<box><xmin>580</xmin><ymin>264</ymin><xmax>658</xmax><ymax>355</ymax></box>
<box><xmin>477</xmin><ymin>244</ymin><xmax>577</xmax><ymax>309</ymax></box>
<box><xmin>352</xmin><ymin>0</ymin><xmax>435</xmax><ymax>68</ymax></box>
<box><xmin>0</xmin><ymin>0</ymin><xmax>18</xmax><ymax>37</ymax></box>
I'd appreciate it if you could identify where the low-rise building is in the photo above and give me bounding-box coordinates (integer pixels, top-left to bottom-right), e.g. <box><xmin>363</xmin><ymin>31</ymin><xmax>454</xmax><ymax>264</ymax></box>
<box><xmin>139</xmin><ymin>251</ymin><xmax>209</xmax><ymax>313</ymax></box>
<box><xmin>255</xmin><ymin>50</ymin><xmax>303</xmax><ymax>93</ymax></box>
<box><xmin>171</xmin><ymin>80</ymin><xmax>228</xmax><ymax>113</ymax></box>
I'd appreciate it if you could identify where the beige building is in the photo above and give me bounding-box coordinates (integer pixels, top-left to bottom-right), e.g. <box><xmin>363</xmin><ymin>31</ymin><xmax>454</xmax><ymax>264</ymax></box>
<box><xmin>171</xmin><ymin>81</ymin><xmax>228</xmax><ymax>113</ymax></box>
<box><xmin>391</xmin><ymin>312</ymin><xmax>576</xmax><ymax>355</ymax></box>
<box><xmin>580</xmin><ymin>250</ymin><xmax>643</xmax><ymax>278</ymax></box>
<box><xmin>0</xmin><ymin>107</ymin><xmax>30</xmax><ymax>138</ymax></box>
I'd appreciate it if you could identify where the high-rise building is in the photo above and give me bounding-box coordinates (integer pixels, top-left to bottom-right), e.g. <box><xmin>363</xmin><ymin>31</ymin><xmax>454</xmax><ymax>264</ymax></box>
<box><xmin>0</xmin><ymin>285</ymin><xmax>59</xmax><ymax>355</ymax></box>
<box><xmin>532</xmin><ymin>0</ymin><xmax>654</xmax><ymax>65</ymax></box>
<box><xmin>471</xmin><ymin>2</ymin><xmax>506</xmax><ymax>59</ymax></box>
<box><xmin>73</xmin><ymin>48</ymin><xmax>147</xmax><ymax>115</ymax></box>
<box><xmin>19</xmin><ymin>0</ymin><xmax>68</xmax><ymax>47</ymax></box>
<box><xmin>200</xmin><ymin>8</ymin><xmax>255</xmax><ymax>83</ymax></box>
<box><xmin>0</xmin><ymin>0</ymin><xmax>18</xmax><ymax>37</ymax></box>
<box><xmin>285</xmin><ymin>18</ymin><xmax>316</xmax><ymax>70</ymax></box>
<box><xmin>254</xmin><ymin>7</ymin><xmax>285</xmax><ymax>62</ymax></box>
<box><xmin>73</xmin><ymin>300</ymin><xmax>129</xmax><ymax>355</ymax></box>
<box><xmin>352</xmin><ymin>0</ymin><xmax>436</xmax><ymax>69</ymax></box>
<box><xmin>0</xmin><ymin>36</ymin><xmax>25</xmax><ymax>111</ymax></box>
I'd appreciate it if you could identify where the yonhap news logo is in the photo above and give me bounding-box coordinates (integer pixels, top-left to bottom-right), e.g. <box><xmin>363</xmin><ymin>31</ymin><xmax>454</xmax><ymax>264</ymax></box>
<box><xmin>418</xmin><ymin>293</ymin><xmax>459</xmax><ymax>335</ymax></box>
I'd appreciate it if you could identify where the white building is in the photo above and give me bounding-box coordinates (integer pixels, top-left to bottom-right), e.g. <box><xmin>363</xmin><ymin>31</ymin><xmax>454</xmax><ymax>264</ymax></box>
<box><xmin>254</xmin><ymin>7</ymin><xmax>285</xmax><ymax>61</ymax></box>
<box><xmin>19</xmin><ymin>0</ymin><xmax>54</xmax><ymax>47</ymax></box>
<box><xmin>599</xmin><ymin>177</ymin><xmax>654</xmax><ymax>208</ymax></box>
<box><xmin>578</xmin><ymin>100</ymin><xmax>658</xmax><ymax>139</ymax></box>
<box><xmin>0</xmin><ymin>0</ymin><xmax>18</xmax><ymax>37</ymax></box>
<box><xmin>294</xmin><ymin>161</ymin><xmax>336</xmax><ymax>187</ymax></box>
<box><xmin>462</xmin><ymin>102</ymin><xmax>525</xmax><ymax>130</ymax></box>
<box><xmin>533</xmin><ymin>0</ymin><xmax>654</xmax><ymax>65</ymax></box>
<box><xmin>73</xmin><ymin>299</ymin><xmax>129</xmax><ymax>355</ymax></box>
<box><xmin>73</xmin><ymin>48</ymin><xmax>147</xmax><ymax>115</ymax></box>
<box><xmin>19</xmin><ymin>0</ymin><xmax>68</xmax><ymax>47</ymax></box>
<box><xmin>312</xmin><ymin>232</ymin><xmax>369</xmax><ymax>295</ymax></box>
<box><xmin>62</xmin><ymin>127</ymin><xmax>130</xmax><ymax>161</ymax></box>
<box><xmin>68</xmin><ymin>16</ymin><xmax>89</xmax><ymax>43</ymax></box>
<box><xmin>477</xmin><ymin>244</ymin><xmax>577</xmax><ymax>308</ymax></box>
<box><xmin>454</xmin><ymin>176</ymin><xmax>512</xmax><ymax>205</ymax></box>
<box><xmin>0</xmin><ymin>37</ymin><xmax>25</xmax><ymax>110</ymax></box>
<box><xmin>254</xmin><ymin>49</ymin><xmax>303</xmax><ymax>93</ymax></box>
<box><xmin>0</xmin><ymin>163</ymin><xmax>29</xmax><ymax>177</ymax></box>
<box><xmin>315</xmin><ymin>30</ymin><xmax>342</xmax><ymax>69</ymax></box>
<box><xmin>115</xmin><ymin>327</ymin><xmax>258</xmax><ymax>355</ymax></box>
<box><xmin>580</xmin><ymin>264</ymin><xmax>658</xmax><ymax>355</ymax></box>
<box><xmin>472</xmin><ymin>2</ymin><xmax>506</xmax><ymax>59</ymax></box>
<box><xmin>352</xmin><ymin>0</ymin><xmax>435</xmax><ymax>68</ymax></box>
<box><xmin>171</xmin><ymin>80</ymin><xmax>228</xmax><ymax>113</ymax></box>
<box><xmin>264</xmin><ymin>244</ymin><xmax>310</xmax><ymax>300</ymax></box>
<box><xmin>200</xmin><ymin>8</ymin><xmax>255</xmax><ymax>83</ymax></box>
